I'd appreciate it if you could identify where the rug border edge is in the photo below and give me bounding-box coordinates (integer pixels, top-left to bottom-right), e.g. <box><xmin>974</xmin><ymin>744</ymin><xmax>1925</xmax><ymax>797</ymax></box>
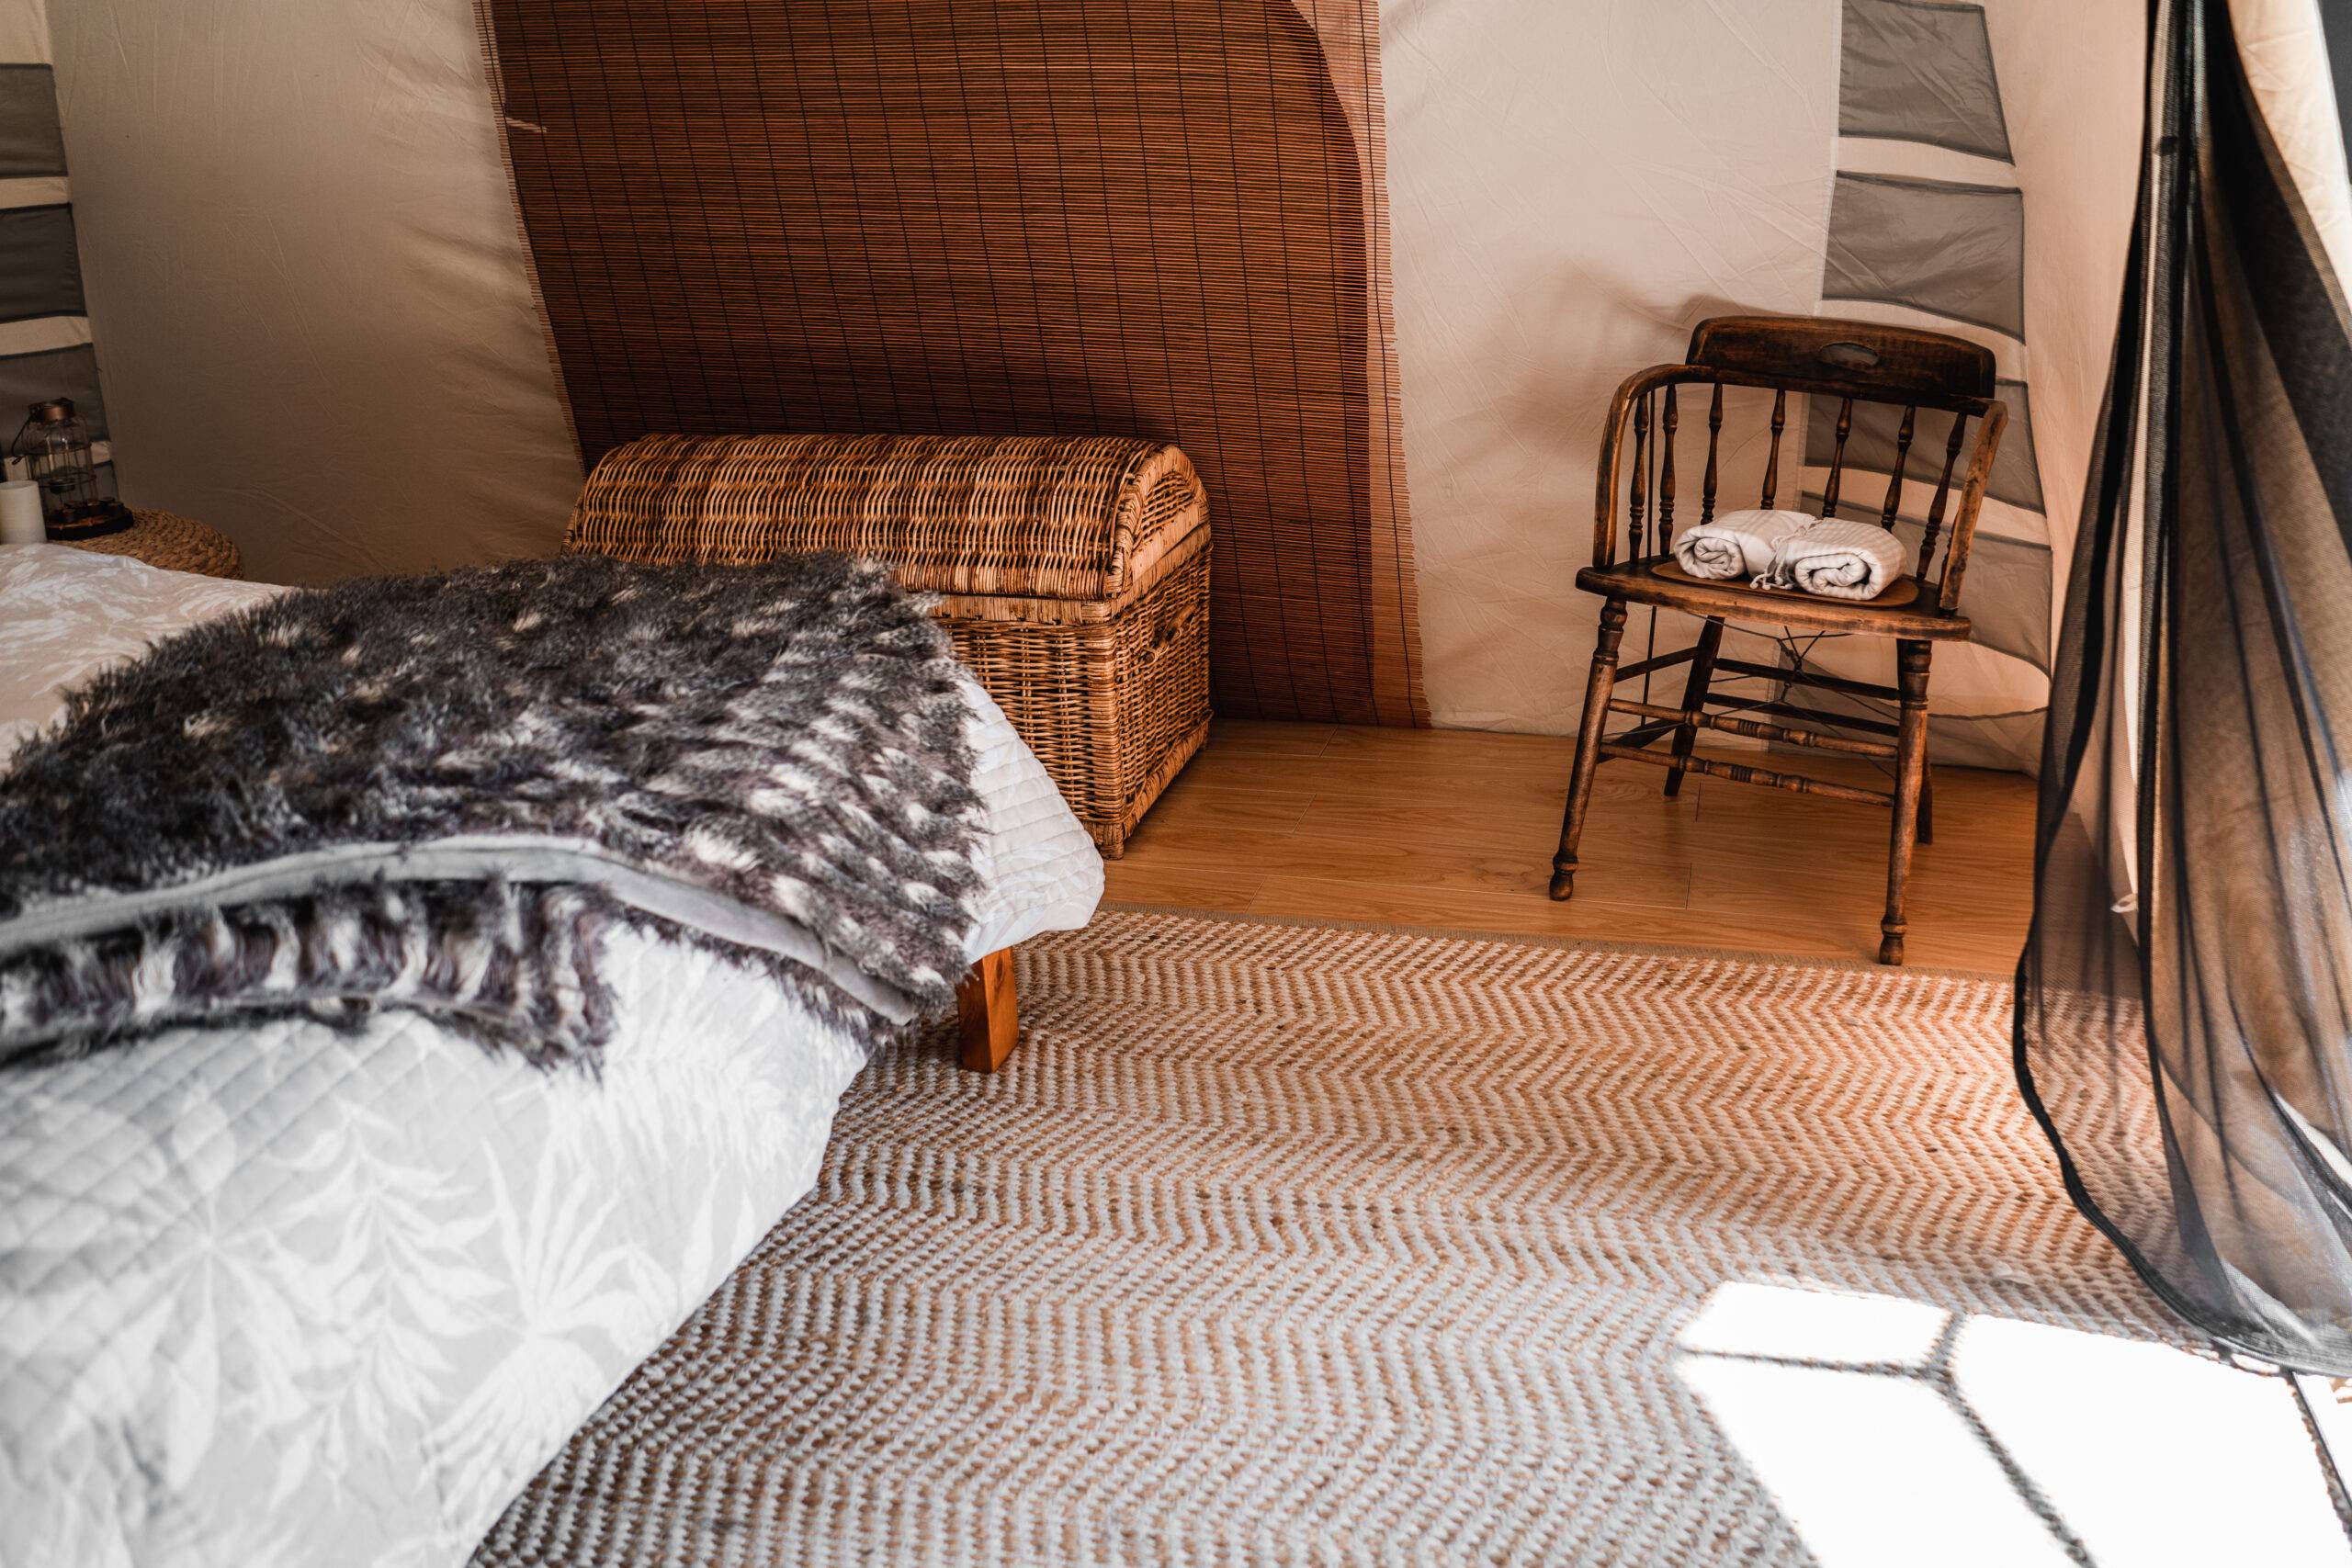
<box><xmin>1094</xmin><ymin>900</ymin><xmax>2017</xmax><ymax>983</ymax></box>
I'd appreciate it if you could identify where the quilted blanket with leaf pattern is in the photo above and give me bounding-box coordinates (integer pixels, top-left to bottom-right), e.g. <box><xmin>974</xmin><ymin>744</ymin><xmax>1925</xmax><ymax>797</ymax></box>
<box><xmin>0</xmin><ymin>540</ymin><xmax>1108</xmax><ymax>1568</ymax></box>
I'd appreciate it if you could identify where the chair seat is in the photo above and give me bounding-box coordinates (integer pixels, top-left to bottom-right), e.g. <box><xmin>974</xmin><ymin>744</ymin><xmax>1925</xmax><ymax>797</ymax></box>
<box><xmin>1576</xmin><ymin>555</ymin><xmax>1973</xmax><ymax>640</ymax></box>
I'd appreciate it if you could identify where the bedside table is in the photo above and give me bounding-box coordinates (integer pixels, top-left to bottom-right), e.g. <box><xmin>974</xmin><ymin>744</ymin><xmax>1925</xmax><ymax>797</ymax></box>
<box><xmin>61</xmin><ymin>509</ymin><xmax>243</xmax><ymax>580</ymax></box>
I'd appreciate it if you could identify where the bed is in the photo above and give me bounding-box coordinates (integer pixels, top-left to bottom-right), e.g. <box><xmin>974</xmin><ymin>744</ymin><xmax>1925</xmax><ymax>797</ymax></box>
<box><xmin>0</xmin><ymin>543</ymin><xmax>1102</xmax><ymax>1568</ymax></box>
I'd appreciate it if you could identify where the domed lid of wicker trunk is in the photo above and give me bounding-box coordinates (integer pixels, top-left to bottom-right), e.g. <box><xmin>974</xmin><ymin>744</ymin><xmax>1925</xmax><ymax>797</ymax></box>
<box><xmin>64</xmin><ymin>509</ymin><xmax>243</xmax><ymax>580</ymax></box>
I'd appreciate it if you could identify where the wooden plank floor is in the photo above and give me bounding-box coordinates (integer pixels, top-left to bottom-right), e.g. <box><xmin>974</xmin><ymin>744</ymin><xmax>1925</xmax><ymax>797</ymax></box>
<box><xmin>1102</xmin><ymin>720</ymin><xmax>2038</xmax><ymax>974</ymax></box>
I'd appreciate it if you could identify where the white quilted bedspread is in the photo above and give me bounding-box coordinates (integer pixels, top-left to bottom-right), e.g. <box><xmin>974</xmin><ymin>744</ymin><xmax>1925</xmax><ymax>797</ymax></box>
<box><xmin>0</xmin><ymin>544</ymin><xmax>1103</xmax><ymax>1568</ymax></box>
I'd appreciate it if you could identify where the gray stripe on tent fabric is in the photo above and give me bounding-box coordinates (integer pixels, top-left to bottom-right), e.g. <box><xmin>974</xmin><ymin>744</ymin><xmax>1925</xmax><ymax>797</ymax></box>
<box><xmin>1991</xmin><ymin>378</ymin><xmax>2043</xmax><ymax>510</ymax></box>
<box><xmin>1759</xmin><ymin>663</ymin><xmax>2045</xmax><ymax>771</ymax></box>
<box><xmin>0</xmin><ymin>66</ymin><xmax>65</xmax><ymax>179</ymax></box>
<box><xmin>0</xmin><ymin>341</ymin><xmax>106</xmax><ymax>436</ymax></box>
<box><xmin>2323</xmin><ymin>0</ymin><xmax>2352</xmax><ymax>170</ymax></box>
<box><xmin>0</xmin><ymin>204</ymin><xmax>83</xmax><ymax>322</ymax></box>
<box><xmin>1926</xmin><ymin>706</ymin><xmax>2044</xmax><ymax>771</ymax></box>
<box><xmin>1822</xmin><ymin>173</ymin><xmax>2026</xmax><ymax>339</ymax></box>
<box><xmin>1796</xmin><ymin>489</ymin><xmax>2051</xmax><ymax>671</ymax></box>
<box><xmin>1757</xmin><ymin>685</ymin><xmax>2045</xmax><ymax>770</ymax></box>
<box><xmin>1839</xmin><ymin>0</ymin><xmax>2013</xmax><ymax>162</ymax></box>
<box><xmin>1804</xmin><ymin>379</ymin><xmax>2045</xmax><ymax>514</ymax></box>
<box><xmin>1899</xmin><ymin>520</ymin><xmax>2049</xmax><ymax>670</ymax></box>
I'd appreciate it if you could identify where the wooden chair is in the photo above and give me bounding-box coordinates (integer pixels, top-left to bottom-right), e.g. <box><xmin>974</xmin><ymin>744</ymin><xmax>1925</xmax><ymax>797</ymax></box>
<box><xmin>1547</xmin><ymin>315</ymin><xmax>2008</xmax><ymax>964</ymax></box>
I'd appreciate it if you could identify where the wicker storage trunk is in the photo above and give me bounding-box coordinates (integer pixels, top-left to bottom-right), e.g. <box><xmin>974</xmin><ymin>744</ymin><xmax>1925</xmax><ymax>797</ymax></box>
<box><xmin>566</xmin><ymin>432</ymin><xmax>1211</xmax><ymax>857</ymax></box>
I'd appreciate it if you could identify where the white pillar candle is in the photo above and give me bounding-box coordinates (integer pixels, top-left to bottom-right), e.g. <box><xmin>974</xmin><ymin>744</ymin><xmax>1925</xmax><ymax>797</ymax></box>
<box><xmin>0</xmin><ymin>479</ymin><xmax>42</xmax><ymax>545</ymax></box>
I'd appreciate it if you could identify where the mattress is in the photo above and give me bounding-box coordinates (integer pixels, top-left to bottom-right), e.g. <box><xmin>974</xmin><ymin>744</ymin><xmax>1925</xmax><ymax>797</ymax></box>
<box><xmin>0</xmin><ymin>543</ymin><xmax>1103</xmax><ymax>1568</ymax></box>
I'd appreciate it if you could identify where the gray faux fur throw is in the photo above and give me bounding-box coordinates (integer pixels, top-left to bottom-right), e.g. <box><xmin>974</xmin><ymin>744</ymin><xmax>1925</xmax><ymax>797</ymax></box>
<box><xmin>0</xmin><ymin>552</ymin><xmax>983</xmax><ymax>1068</ymax></box>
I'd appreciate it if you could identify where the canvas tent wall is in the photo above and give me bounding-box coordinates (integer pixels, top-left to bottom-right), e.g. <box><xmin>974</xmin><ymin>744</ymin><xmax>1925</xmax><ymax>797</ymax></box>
<box><xmin>49</xmin><ymin>0</ymin><xmax>2143</xmax><ymax>763</ymax></box>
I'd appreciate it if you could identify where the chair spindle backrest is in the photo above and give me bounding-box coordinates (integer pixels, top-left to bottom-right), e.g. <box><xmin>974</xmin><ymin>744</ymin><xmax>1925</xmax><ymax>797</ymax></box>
<box><xmin>1820</xmin><ymin>398</ymin><xmax>1855</xmax><ymax>515</ymax></box>
<box><xmin>1919</xmin><ymin>410</ymin><xmax>1969</xmax><ymax>582</ymax></box>
<box><xmin>1627</xmin><ymin>394</ymin><xmax>1649</xmax><ymax>561</ymax></box>
<box><xmin>1701</xmin><ymin>384</ymin><xmax>1723</xmax><ymax>525</ymax></box>
<box><xmin>1878</xmin><ymin>405</ymin><xmax>1917</xmax><ymax>530</ymax></box>
<box><xmin>1594</xmin><ymin>315</ymin><xmax>2004</xmax><ymax>613</ymax></box>
<box><xmin>1658</xmin><ymin>385</ymin><xmax>1679</xmax><ymax>545</ymax></box>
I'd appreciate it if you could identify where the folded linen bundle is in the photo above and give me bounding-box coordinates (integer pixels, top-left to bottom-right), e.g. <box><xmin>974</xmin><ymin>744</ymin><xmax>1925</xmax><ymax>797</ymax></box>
<box><xmin>1758</xmin><ymin>517</ymin><xmax>1910</xmax><ymax>602</ymax></box>
<box><xmin>1670</xmin><ymin>508</ymin><xmax>1818</xmax><ymax>580</ymax></box>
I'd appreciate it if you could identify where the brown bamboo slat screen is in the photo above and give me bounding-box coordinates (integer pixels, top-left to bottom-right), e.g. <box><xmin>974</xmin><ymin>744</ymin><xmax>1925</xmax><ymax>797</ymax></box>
<box><xmin>474</xmin><ymin>0</ymin><xmax>1426</xmax><ymax>726</ymax></box>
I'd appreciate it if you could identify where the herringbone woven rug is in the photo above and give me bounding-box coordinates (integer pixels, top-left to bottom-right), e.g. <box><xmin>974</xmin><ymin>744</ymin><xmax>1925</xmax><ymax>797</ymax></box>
<box><xmin>474</xmin><ymin>908</ymin><xmax>2195</xmax><ymax>1566</ymax></box>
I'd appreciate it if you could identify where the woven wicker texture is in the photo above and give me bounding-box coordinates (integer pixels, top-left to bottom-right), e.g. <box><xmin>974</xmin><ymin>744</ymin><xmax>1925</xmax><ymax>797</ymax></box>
<box><xmin>471</xmin><ymin>910</ymin><xmax>2216</xmax><ymax>1566</ymax></box>
<box><xmin>569</xmin><ymin>434</ymin><xmax>1198</xmax><ymax>603</ymax></box>
<box><xmin>569</xmin><ymin>433</ymin><xmax>1210</xmax><ymax>857</ymax></box>
<box><xmin>63</xmin><ymin>509</ymin><xmax>242</xmax><ymax>580</ymax></box>
<box><xmin>474</xmin><ymin>0</ymin><xmax>1426</xmax><ymax>728</ymax></box>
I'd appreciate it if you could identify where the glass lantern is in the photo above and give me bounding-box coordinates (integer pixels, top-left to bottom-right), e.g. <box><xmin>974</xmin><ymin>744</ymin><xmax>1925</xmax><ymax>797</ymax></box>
<box><xmin>11</xmin><ymin>399</ymin><xmax>130</xmax><ymax>539</ymax></box>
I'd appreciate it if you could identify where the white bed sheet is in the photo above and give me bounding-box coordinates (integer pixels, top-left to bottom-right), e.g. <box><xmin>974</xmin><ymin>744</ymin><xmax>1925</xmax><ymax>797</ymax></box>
<box><xmin>0</xmin><ymin>543</ymin><xmax>1102</xmax><ymax>1568</ymax></box>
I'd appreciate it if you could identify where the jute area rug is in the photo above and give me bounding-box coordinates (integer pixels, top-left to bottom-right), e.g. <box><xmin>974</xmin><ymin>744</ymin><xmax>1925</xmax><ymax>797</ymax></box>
<box><xmin>474</xmin><ymin>908</ymin><xmax>2232</xmax><ymax>1566</ymax></box>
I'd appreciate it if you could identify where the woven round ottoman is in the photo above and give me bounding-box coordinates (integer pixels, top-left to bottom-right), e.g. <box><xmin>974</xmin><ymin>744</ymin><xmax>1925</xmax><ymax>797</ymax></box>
<box><xmin>62</xmin><ymin>508</ymin><xmax>243</xmax><ymax>580</ymax></box>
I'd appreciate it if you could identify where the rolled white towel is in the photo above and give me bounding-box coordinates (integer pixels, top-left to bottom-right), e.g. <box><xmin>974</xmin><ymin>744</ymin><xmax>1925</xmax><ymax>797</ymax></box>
<box><xmin>1758</xmin><ymin>518</ymin><xmax>1909</xmax><ymax>601</ymax></box>
<box><xmin>1670</xmin><ymin>508</ymin><xmax>1818</xmax><ymax>580</ymax></box>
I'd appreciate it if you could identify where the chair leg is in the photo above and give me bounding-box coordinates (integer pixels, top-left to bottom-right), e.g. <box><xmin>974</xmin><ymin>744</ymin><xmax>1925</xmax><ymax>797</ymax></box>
<box><xmin>1664</xmin><ymin>617</ymin><xmax>1724</xmax><ymax>799</ymax></box>
<box><xmin>1550</xmin><ymin>598</ymin><xmax>1629</xmax><ymax>900</ymax></box>
<box><xmin>1917</xmin><ymin>761</ymin><xmax>1935</xmax><ymax>846</ymax></box>
<box><xmin>1879</xmin><ymin>641</ymin><xmax>1932</xmax><ymax>964</ymax></box>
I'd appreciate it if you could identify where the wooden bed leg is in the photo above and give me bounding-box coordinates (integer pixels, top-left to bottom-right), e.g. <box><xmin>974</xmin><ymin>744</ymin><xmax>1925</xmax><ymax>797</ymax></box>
<box><xmin>956</xmin><ymin>946</ymin><xmax>1019</xmax><ymax>1072</ymax></box>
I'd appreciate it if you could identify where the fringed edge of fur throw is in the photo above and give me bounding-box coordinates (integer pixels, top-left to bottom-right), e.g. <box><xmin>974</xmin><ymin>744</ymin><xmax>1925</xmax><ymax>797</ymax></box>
<box><xmin>0</xmin><ymin>553</ymin><xmax>984</xmax><ymax>1070</ymax></box>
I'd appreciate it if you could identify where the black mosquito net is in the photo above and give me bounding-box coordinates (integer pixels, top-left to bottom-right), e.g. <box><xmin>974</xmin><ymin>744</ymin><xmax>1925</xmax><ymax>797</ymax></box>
<box><xmin>2018</xmin><ymin>0</ymin><xmax>2352</xmax><ymax>1374</ymax></box>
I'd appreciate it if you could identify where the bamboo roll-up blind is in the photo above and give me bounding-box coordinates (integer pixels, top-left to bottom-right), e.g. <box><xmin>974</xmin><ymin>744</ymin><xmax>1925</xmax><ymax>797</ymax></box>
<box><xmin>474</xmin><ymin>0</ymin><xmax>1426</xmax><ymax>726</ymax></box>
